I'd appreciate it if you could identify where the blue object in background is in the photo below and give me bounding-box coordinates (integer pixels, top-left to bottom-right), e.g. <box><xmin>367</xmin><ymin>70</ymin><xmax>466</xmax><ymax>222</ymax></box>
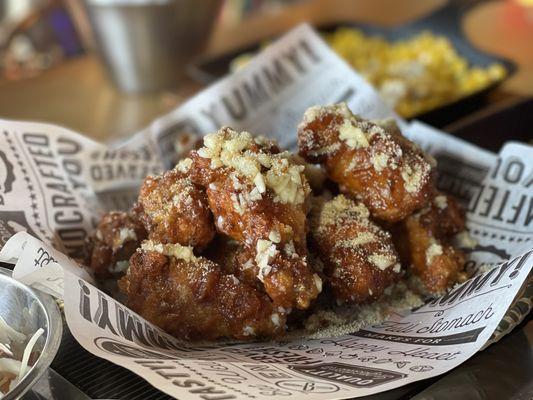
<box><xmin>47</xmin><ymin>6</ymin><xmax>84</xmax><ymax>57</ymax></box>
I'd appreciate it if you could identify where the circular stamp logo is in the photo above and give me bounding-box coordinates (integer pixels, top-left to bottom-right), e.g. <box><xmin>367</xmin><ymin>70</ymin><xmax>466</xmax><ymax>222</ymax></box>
<box><xmin>275</xmin><ymin>379</ymin><xmax>340</xmax><ymax>393</ymax></box>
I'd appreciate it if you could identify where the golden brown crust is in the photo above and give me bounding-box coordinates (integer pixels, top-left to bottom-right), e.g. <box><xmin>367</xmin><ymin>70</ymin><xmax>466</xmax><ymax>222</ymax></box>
<box><xmin>188</xmin><ymin>128</ymin><xmax>321</xmax><ymax>310</ymax></box>
<box><xmin>85</xmin><ymin>212</ymin><xmax>146</xmax><ymax>279</ymax></box>
<box><xmin>135</xmin><ymin>168</ymin><xmax>215</xmax><ymax>249</ymax></box>
<box><xmin>202</xmin><ymin>235</ymin><xmax>241</xmax><ymax>275</ymax></box>
<box><xmin>393</xmin><ymin>194</ymin><xmax>466</xmax><ymax>294</ymax></box>
<box><xmin>119</xmin><ymin>248</ymin><xmax>285</xmax><ymax>340</ymax></box>
<box><xmin>298</xmin><ymin>104</ymin><xmax>435</xmax><ymax>221</ymax></box>
<box><xmin>309</xmin><ymin>195</ymin><xmax>401</xmax><ymax>303</ymax></box>
<box><xmin>88</xmin><ymin>115</ymin><xmax>469</xmax><ymax>341</ymax></box>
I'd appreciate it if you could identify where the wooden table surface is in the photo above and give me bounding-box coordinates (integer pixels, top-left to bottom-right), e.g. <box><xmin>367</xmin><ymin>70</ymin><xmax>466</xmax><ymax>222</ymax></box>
<box><xmin>0</xmin><ymin>0</ymin><xmax>531</xmax><ymax>141</ymax></box>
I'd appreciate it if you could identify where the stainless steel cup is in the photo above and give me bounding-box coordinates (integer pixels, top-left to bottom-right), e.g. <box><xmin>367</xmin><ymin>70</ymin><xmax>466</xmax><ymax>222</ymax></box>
<box><xmin>85</xmin><ymin>0</ymin><xmax>223</xmax><ymax>93</ymax></box>
<box><xmin>0</xmin><ymin>267</ymin><xmax>62</xmax><ymax>400</ymax></box>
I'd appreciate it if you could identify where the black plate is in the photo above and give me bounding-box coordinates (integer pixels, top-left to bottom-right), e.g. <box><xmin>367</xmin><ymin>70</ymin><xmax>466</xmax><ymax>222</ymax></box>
<box><xmin>187</xmin><ymin>1</ymin><xmax>516</xmax><ymax>128</ymax></box>
<box><xmin>445</xmin><ymin>97</ymin><xmax>533</xmax><ymax>152</ymax></box>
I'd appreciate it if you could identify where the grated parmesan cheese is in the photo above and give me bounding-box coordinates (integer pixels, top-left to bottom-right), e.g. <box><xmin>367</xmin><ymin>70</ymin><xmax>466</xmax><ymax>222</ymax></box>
<box><xmin>302</xmin><ymin>105</ymin><xmax>322</xmax><ymax>124</ymax></box>
<box><xmin>401</xmin><ymin>163</ymin><xmax>425</xmax><ymax>193</ymax></box>
<box><xmin>336</xmin><ymin>232</ymin><xmax>376</xmax><ymax>248</ymax></box>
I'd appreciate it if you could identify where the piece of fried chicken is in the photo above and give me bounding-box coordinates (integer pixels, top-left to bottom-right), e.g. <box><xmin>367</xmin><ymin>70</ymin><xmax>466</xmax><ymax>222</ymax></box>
<box><xmin>393</xmin><ymin>194</ymin><xmax>466</xmax><ymax>294</ymax></box>
<box><xmin>298</xmin><ymin>103</ymin><xmax>435</xmax><ymax>222</ymax></box>
<box><xmin>119</xmin><ymin>241</ymin><xmax>285</xmax><ymax>340</ymax></box>
<box><xmin>188</xmin><ymin>127</ymin><xmax>322</xmax><ymax>310</ymax></box>
<box><xmin>309</xmin><ymin>195</ymin><xmax>402</xmax><ymax>304</ymax></box>
<box><xmin>134</xmin><ymin>165</ymin><xmax>215</xmax><ymax>249</ymax></box>
<box><xmin>85</xmin><ymin>212</ymin><xmax>147</xmax><ymax>279</ymax></box>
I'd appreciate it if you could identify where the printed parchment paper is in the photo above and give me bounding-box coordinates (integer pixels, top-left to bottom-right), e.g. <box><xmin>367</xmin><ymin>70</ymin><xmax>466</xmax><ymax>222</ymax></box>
<box><xmin>0</xmin><ymin>25</ymin><xmax>531</xmax><ymax>399</ymax></box>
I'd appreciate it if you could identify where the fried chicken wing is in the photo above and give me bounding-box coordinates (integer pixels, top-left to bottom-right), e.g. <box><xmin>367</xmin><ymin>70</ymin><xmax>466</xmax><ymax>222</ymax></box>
<box><xmin>119</xmin><ymin>241</ymin><xmax>285</xmax><ymax>340</ymax></box>
<box><xmin>134</xmin><ymin>166</ymin><xmax>215</xmax><ymax>249</ymax></box>
<box><xmin>309</xmin><ymin>195</ymin><xmax>402</xmax><ymax>304</ymax></box>
<box><xmin>188</xmin><ymin>127</ymin><xmax>322</xmax><ymax>310</ymax></box>
<box><xmin>298</xmin><ymin>103</ymin><xmax>435</xmax><ymax>221</ymax></box>
<box><xmin>202</xmin><ymin>235</ymin><xmax>241</xmax><ymax>275</ymax></box>
<box><xmin>85</xmin><ymin>212</ymin><xmax>147</xmax><ymax>279</ymax></box>
<box><xmin>393</xmin><ymin>194</ymin><xmax>466</xmax><ymax>294</ymax></box>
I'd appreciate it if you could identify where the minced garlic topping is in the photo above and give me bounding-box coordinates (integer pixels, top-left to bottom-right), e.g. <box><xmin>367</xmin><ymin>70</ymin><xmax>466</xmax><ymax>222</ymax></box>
<box><xmin>242</xmin><ymin>325</ymin><xmax>255</xmax><ymax>336</ymax></box>
<box><xmin>313</xmin><ymin>274</ymin><xmax>323</xmax><ymax>292</ymax></box>
<box><xmin>339</xmin><ymin>120</ymin><xmax>369</xmax><ymax>149</ymax></box>
<box><xmin>115</xmin><ymin>228</ymin><xmax>137</xmax><ymax>249</ymax></box>
<box><xmin>271</xmin><ymin>313</ymin><xmax>281</xmax><ymax>327</ymax></box>
<box><xmin>368</xmin><ymin>254</ymin><xmax>396</xmax><ymax>270</ymax></box>
<box><xmin>119</xmin><ymin>228</ymin><xmax>137</xmax><ymax>242</ymax></box>
<box><xmin>433</xmin><ymin>195</ymin><xmax>447</xmax><ymax>210</ymax></box>
<box><xmin>268</xmin><ymin>229</ymin><xmax>281</xmax><ymax>243</ymax></box>
<box><xmin>454</xmin><ymin>231</ymin><xmax>477</xmax><ymax>249</ymax></box>
<box><xmin>197</xmin><ymin>128</ymin><xmax>310</xmax><ymax>205</ymax></box>
<box><xmin>109</xmin><ymin>260</ymin><xmax>130</xmax><ymax>274</ymax></box>
<box><xmin>425</xmin><ymin>241</ymin><xmax>443</xmax><ymax>263</ymax></box>
<box><xmin>284</xmin><ymin>241</ymin><xmax>297</xmax><ymax>258</ymax></box>
<box><xmin>175</xmin><ymin>158</ymin><xmax>192</xmax><ymax>173</ymax></box>
<box><xmin>255</xmin><ymin>239</ymin><xmax>278</xmax><ymax>282</ymax></box>
<box><xmin>141</xmin><ymin>240</ymin><xmax>196</xmax><ymax>262</ymax></box>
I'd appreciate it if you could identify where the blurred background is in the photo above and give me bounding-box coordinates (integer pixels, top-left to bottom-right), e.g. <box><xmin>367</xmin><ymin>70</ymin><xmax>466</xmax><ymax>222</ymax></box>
<box><xmin>0</xmin><ymin>0</ymin><xmax>531</xmax><ymax>141</ymax></box>
<box><xmin>0</xmin><ymin>2</ymin><xmax>532</xmax><ymax>399</ymax></box>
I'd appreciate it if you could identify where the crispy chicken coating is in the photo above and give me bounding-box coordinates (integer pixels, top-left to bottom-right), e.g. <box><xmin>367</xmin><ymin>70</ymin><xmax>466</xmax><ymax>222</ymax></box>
<box><xmin>309</xmin><ymin>195</ymin><xmax>402</xmax><ymax>304</ymax></box>
<box><xmin>393</xmin><ymin>194</ymin><xmax>466</xmax><ymax>294</ymax></box>
<box><xmin>85</xmin><ymin>212</ymin><xmax>146</xmax><ymax>279</ymax></box>
<box><xmin>202</xmin><ymin>235</ymin><xmax>241</xmax><ymax>275</ymax></box>
<box><xmin>119</xmin><ymin>241</ymin><xmax>285</xmax><ymax>340</ymax></box>
<box><xmin>298</xmin><ymin>103</ymin><xmax>435</xmax><ymax>222</ymax></box>
<box><xmin>134</xmin><ymin>166</ymin><xmax>215</xmax><ymax>249</ymax></box>
<box><xmin>188</xmin><ymin>127</ymin><xmax>322</xmax><ymax>310</ymax></box>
